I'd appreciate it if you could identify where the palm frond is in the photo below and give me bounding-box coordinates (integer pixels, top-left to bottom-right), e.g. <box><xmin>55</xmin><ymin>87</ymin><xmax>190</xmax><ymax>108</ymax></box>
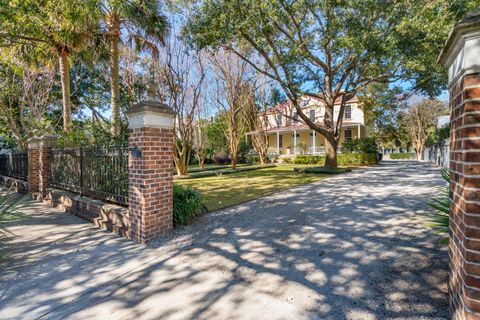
<box><xmin>427</xmin><ymin>168</ymin><xmax>450</xmax><ymax>243</ymax></box>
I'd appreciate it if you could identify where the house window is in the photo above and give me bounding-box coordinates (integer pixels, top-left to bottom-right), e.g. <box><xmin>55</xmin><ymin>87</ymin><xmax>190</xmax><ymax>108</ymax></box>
<box><xmin>309</xmin><ymin>109</ymin><xmax>315</xmax><ymax>122</ymax></box>
<box><xmin>279</xmin><ymin>134</ymin><xmax>283</xmax><ymax>148</ymax></box>
<box><xmin>293</xmin><ymin>112</ymin><xmax>298</xmax><ymax>123</ymax></box>
<box><xmin>344</xmin><ymin>105</ymin><xmax>352</xmax><ymax>119</ymax></box>
<box><xmin>276</xmin><ymin>113</ymin><xmax>283</xmax><ymax>127</ymax></box>
<box><xmin>345</xmin><ymin>129</ymin><xmax>353</xmax><ymax>141</ymax></box>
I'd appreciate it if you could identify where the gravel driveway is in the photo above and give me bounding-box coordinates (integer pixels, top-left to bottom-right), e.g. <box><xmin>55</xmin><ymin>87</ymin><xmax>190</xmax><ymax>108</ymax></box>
<box><xmin>0</xmin><ymin>160</ymin><xmax>449</xmax><ymax>319</ymax></box>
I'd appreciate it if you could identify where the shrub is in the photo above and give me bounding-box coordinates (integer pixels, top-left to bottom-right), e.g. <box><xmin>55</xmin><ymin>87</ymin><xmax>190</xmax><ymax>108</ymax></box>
<box><xmin>294</xmin><ymin>166</ymin><xmax>352</xmax><ymax>174</ymax></box>
<box><xmin>282</xmin><ymin>157</ymin><xmax>292</xmax><ymax>164</ymax></box>
<box><xmin>390</xmin><ymin>152</ymin><xmax>415</xmax><ymax>159</ymax></box>
<box><xmin>173</xmin><ymin>184</ymin><xmax>204</xmax><ymax>225</ymax></box>
<box><xmin>296</xmin><ymin>141</ymin><xmax>309</xmax><ymax>155</ymax></box>
<box><xmin>342</xmin><ymin>138</ymin><xmax>378</xmax><ymax>154</ymax></box>
<box><xmin>247</xmin><ymin>154</ymin><xmax>270</xmax><ymax>164</ymax></box>
<box><xmin>293</xmin><ymin>153</ymin><xmax>377</xmax><ymax>166</ymax></box>
<box><xmin>337</xmin><ymin>153</ymin><xmax>378</xmax><ymax>166</ymax></box>
<box><xmin>293</xmin><ymin>155</ymin><xmax>325</xmax><ymax>164</ymax></box>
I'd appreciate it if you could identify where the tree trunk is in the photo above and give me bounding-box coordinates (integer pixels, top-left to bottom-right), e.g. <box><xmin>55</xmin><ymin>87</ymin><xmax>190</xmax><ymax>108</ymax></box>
<box><xmin>231</xmin><ymin>154</ymin><xmax>237</xmax><ymax>169</ymax></box>
<box><xmin>324</xmin><ymin>136</ymin><xmax>338</xmax><ymax>168</ymax></box>
<box><xmin>58</xmin><ymin>51</ymin><xmax>71</xmax><ymax>132</ymax></box>
<box><xmin>109</xmin><ymin>32</ymin><xmax>121</xmax><ymax>137</ymax></box>
<box><xmin>175</xmin><ymin>161</ymin><xmax>188</xmax><ymax>176</ymax></box>
<box><xmin>174</xmin><ymin>144</ymin><xmax>190</xmax><ymax>176</ymax></box>
<box><xmin>417</xmin><ymin>146</ymin><xmax>424</xmax><ymax>160</ymax></box>
<box><xmin>259</xmin><ymin>154</ymin><xmax>265</xmax><ymax>165</ymax></box>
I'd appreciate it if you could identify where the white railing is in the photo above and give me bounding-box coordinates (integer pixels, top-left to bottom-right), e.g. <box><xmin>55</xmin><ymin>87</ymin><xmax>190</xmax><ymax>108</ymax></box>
<box><xmin>308</xmin><ymin>146</ymin><xmax>326</xmax><ymax>155</ymax></box>
<box><xmin>268</xmin><ymin>146</ymin><xmax>345</xmax><ymax>157</ymax></box>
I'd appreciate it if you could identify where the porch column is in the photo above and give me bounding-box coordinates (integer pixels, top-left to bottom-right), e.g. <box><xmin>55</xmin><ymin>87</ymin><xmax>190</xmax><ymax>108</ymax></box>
<box><xmin>313</xmin><ymin>130</ymin><xmax>316</xmax><ymax>155</ymax></box>
<box><xmin>276</xmin><ymin>132</ymin><xmax>279</xmax><ymax>153</ymax></box>
<box><xmin>358</xmin><ymin>124</ymin><xmax>361</xmax><ymax>139</ymax></box>
<box><xmin>438</xmin><ymin>11</ymin><xmax>480</xmax><ymax>319</ymax></box>
<box><xmin>294</xmin><ymin>130</ymin><xmax>297</xmax><ymax>155</ymax></box>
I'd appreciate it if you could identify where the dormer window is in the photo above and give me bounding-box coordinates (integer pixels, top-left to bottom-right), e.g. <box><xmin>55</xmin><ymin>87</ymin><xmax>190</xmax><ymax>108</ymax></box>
<box><xmin>276</xmin><ymin>113</ymin><xmax>283</xmax><ymax>127</ymax></box>
<box><xmin>309</xmin><ymin>109</ymin><xmax>315</xmax><ymax>122</ymax></box>
<box><xmin>293</xmin><ymin>112</ymin><xmax>299</xmax><ymax>124</ymax></box>
<box><xmin>344</xmin><ymin>105</ymin><xmax>352</xmax><ymax>119</ymax></box>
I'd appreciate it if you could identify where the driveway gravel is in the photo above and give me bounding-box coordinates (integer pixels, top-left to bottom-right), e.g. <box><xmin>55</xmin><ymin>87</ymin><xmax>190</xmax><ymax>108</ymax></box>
<box><xmin>0</xmin><ymin>160</ymin><xmax>449</xmax><ymax>319</ymax></box>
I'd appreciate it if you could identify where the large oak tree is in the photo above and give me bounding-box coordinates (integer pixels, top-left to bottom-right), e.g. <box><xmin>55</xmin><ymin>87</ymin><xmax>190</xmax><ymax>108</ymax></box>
<box><xmin>184</xmin><ymin>0</ymin><xmax>465</xmax><ymax>168</ymax></box>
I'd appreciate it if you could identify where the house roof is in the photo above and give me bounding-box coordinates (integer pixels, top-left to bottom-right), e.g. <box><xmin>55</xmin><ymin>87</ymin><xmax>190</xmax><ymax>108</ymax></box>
<box><xmin>266</xmin><ymin>93</ymin><xmax>359</xmax><ymax>115</ymax></box>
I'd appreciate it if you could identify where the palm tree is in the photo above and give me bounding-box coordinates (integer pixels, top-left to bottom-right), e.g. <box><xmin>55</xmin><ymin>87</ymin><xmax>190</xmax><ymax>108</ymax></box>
<box><xmin>99</xmin><ymin>0</ymin><xmax>169</xmax><ymax>136</ymax></box>
<box><xmin>1</xmin><ymin>0</ymin><xmax>99</xmax><ymax>132</ymax></box>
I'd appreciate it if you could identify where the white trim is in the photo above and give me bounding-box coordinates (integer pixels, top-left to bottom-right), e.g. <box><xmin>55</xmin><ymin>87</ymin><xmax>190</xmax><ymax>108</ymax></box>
<box><xmin>444</xmin><ymin>30</ymin><xmax>480</xmax><ymax>87</ymax></box>
<box><xmin>128</xmin><ymin>111</ymin><xmax>175</xmax><ymax>129</ymax></box>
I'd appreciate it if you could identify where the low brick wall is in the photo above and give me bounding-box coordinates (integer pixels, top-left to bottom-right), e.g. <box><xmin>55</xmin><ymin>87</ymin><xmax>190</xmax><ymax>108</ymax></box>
<box><xmin>45</xmin><ymin>188</ymin><xmax>130</xmax><ymax>238</ymax></box>
<box><xmin>0</xmin><ymin>175</ymin><xmax>29</xmax><ymax>193</ymax></box>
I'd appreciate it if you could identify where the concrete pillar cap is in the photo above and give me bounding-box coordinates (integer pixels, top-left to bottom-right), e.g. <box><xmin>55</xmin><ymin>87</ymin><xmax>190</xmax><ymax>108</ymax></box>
<box><xmin>438</xmin><ymin>11</ymin><xmax>480</xmax><ymax>86</ymax></box>
<box><xmin>27</xmin><ymin>136</ymin><xmax>41</xmax><ymax>150</ymax></box>
<box><xmin>39</xmin><ymin>134</ymin><xmax>57</xmax><ymax>148</ymax></box>
<box><xmin>126</xmin><ymin>100</ymin><xmax>176</xmax><ymax>130</ymax></box>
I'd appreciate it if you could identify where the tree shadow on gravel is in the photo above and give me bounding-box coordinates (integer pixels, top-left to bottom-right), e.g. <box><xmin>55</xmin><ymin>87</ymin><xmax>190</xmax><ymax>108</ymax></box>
<box><xmin>0</xmin><ymin>161</ymin><xmax>448</xmax><ymax>320</ymax></box>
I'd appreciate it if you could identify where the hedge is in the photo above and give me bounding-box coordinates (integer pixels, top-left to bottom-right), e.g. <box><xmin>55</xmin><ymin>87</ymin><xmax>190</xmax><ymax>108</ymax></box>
<box><xmin>175</xmin><ymin>164</ymin><xmax>276</xmax><ymax>179</ymax></box>
<box><xmin>390</xmin><ymin>152</ymin><xmax>415</xmax><ymax>160</ymax></box>
<box><xmin>292</xmin><ymin>153</ymin><xmax>377</xmax><ymax>166</ymax></box>
<box><xmin>336</xmin><ymin>153</ymin><xmax>377</xmax><ymax>166</ymax></box>
<box><xmin>293</xmin><ymin>155</ymin><xmax>325</xmax><ymax>164</ymax></box>
<box><xmin>293</xmin><ymin>166</ymin><xmax>352</xmax><ymax>174</ymax></box>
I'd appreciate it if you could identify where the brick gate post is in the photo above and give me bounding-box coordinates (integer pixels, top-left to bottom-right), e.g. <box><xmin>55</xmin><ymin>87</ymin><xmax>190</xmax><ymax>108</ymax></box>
<box><xmin>439</xmin><ymin>11</ymin><xmax>480</xmax><ymax>319</ymax></box>
<box><xmin>27</xmin><ymin>134</ymin><xmax>57</xmax><ymax>197</ymax></box>
<box><xmin>127</xmin><ymin>101</ymin><xmax>176</xmax><ymax>244</ymax></box>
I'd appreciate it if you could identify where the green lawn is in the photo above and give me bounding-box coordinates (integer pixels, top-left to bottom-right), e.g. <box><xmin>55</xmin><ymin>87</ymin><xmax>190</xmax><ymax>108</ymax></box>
<box><xmin>175</xmin><ymin>164</ymin><xmax>329</xmax><ymax>211</ymax></box>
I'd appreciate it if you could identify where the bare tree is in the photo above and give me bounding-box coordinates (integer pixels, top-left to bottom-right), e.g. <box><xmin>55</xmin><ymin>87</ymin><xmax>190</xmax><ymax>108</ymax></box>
<box><xmin>194</xmin><ymin>96</ymin><xmax>210</xmax><ymax>169</ymax></box>
<box><xmin>158</xmin><ymin>37</ymin><xmax>205</xmax><ymax>176</ymax></box>
<box><xmin>402</xmin><ymin>99</ymin><xmax>447</xmax><ymax>160</ymax></box>
<box><xmin>210</xmin><ymin>49</ymin><xmax>252</xmax><ymax>169</ymax></box>
<box><xmin>244</xmin><ymin>73</ymin><xmax>271</xmax><ymax>165</ymax></box>
<box><xmin>0</xmin><ymin>61</ymin><xmax>55</xmax><ymax>149</ymax></box>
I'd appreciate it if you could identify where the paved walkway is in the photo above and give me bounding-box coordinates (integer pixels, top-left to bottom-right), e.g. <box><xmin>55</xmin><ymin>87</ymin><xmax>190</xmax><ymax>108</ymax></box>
<box><xmin>0</xmin><ymin>160</ymin><xmax>448</xmax><ymax>319</ymax></box>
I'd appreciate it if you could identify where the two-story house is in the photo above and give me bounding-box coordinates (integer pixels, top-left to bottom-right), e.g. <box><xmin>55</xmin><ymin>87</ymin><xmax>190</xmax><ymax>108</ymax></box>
<box><xmin>250</xmin><ymin>93</ymin><xmax>367</xmax><ymax>157</ymax></box>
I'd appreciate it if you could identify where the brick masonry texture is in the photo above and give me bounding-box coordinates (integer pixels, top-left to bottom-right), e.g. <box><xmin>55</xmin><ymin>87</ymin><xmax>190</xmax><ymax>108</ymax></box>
<box><xmin>128</xmin><ymin>127</ymin><xmax>174</xmax><ymax>244</ymax></box>
<box><xmin>45</xmin><ymin>188</ymin><xmax>130</xmax><ymax>237</ymax></box>
<box><xmin>28</xmin><ymin>143</ymin><xmax>54</xmax><ymax>196</ymax></box>
<box><xmin>449</xmin><ymin>72</ymin><xmax>480</xmax><ymax>319</ymax></box>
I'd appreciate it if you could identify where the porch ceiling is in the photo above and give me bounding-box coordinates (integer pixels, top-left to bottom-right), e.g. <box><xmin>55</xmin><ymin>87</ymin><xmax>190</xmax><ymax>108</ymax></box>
<box><xmin>247</xmin><ymin>122</ymin><xmax>364</xmax><ymax>135</ymax></box>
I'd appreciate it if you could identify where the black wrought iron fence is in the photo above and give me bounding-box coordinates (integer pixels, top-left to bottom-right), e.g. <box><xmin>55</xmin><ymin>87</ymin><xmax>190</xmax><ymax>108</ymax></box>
<box><xmin>50</xmin><ymin>146</ymin><xmax>129</xmax><ymax>206</ymax></box>
<box><xmin>0</xmin><ymin>151</ymin><xmax>28</xmax><ymax>180</ymax></box>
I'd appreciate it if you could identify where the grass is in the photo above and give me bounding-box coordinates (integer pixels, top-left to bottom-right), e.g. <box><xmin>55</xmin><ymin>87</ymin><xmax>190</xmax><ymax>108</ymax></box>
<box><xmin>175</xmin><ymin>164</ymin><xmax>331</xmax><ymax>211</ymax></box>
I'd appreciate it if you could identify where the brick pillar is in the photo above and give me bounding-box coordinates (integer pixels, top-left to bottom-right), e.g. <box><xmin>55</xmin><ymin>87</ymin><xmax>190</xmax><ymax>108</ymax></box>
<box><xmin>27</xmin><ymin>137</ymin><xmax>40</xmax><ymax>193</ymax></box>
<box><xmin>438</xmin><ymin>11</ymin><xmax>480</xmax><ymax>319</ymax></box>
<box><xmin>127</xmin><ymin>100</ymin><xmax>175</xmax><ymax>244</ymax></box>
<box><xmin>27</xmin><ymin>134</ymin><xmax>57</xmax><ymax>196</ymax></box>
